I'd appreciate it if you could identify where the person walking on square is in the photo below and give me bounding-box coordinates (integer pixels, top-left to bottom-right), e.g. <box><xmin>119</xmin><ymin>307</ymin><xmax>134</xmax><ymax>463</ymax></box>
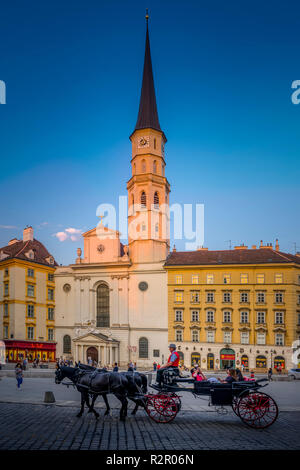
<box><xmin>15</xmin><ymin>363</ymin><xmax>23</xmax><ymax>389</ymax></box>
<box><xmin>268</xmin><ymin>367</ymin><xmax>273</xmax><ymax>381</ymax></box>
<box><xmin>113</xmin><ymin>362</ymin><xmax>119</xmax><ymax>372</ymax></box>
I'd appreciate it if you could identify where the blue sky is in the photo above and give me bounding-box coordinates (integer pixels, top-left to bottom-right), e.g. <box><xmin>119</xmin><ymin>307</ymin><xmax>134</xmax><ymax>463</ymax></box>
<box><xmin>0</xmin><ymin>0</ymin><xmax>299</xmax><ymax>264</ymax></box>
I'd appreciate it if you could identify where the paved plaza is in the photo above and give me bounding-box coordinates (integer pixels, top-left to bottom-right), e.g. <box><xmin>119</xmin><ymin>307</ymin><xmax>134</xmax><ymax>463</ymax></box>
<box><xmin>0</xmin><ymin>376</ymin><xmax>300</xmax><ymax>450</ymax></box>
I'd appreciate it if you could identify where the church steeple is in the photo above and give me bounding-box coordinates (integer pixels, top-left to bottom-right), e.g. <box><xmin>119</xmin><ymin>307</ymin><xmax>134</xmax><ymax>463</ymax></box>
<box><xmin>134</xmin><ymin>13</ymin><xmax>161</xmax><ymax>133</ymax></box>
<box><xmin>127</xmin><ymin>12</ymin><xmax>170</xmax><ymax>265</ymax></box>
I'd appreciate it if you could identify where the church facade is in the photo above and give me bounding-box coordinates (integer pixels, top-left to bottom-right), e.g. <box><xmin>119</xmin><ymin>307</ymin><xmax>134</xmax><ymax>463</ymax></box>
<box><xmin>55</xmin><ymin>20</ymin><xmax>170</xmax><ymax>368</ymax></box>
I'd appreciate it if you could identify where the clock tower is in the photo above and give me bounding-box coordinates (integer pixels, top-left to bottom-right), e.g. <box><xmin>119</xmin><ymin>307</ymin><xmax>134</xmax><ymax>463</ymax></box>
<box><xmin>127</xmin><ymin>16</ymin><xmax>170</xmax><ymax>264</ymax></box>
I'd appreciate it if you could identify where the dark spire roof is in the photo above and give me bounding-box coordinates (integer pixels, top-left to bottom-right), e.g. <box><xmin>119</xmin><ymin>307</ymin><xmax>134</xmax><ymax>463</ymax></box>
<box><xmin>134</xmin><ymin>20</ymin><xmax>162</xmax><ymax>133</ymax></box>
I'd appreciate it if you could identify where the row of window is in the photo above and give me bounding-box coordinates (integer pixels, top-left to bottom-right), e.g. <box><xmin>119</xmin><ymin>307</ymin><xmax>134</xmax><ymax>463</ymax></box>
<box><xmin>131</xmin><ymin>191</ymin><xmax>160</xmax><ymax>210</ymax></box>
<box><xmin>133</xmin><ymin>159</ymin><xmax>163</xmax><ymax>175</ymax></box>
<box><xmin>3</xmin><ymin>283</ymin><xmax>54</xmax><ymax>300</ymax></box>
<box><xmin>175</xmin><ymin>273</ymin><xmax>291</xmax><ymax>285</ymax></box>
<box><xmin>175</xmin><ymin>290</ymin><xmax>289</xmax><ymax>304</ymax></box>
<box><xmin>3</xmin><ymin>268</ymin><xmax>54</xmax><ymax>281</ymax></box>
<box><xmin>174</xmin><ymin>309</ymin><xmax>285</xmax><ymax>324</ymax></box>
<box><xmin>174</xmin><ymin>329</ymin><xmax>285</xmax><ymax>346</ymax></box>
<box><xmin>3</xmin><ymin>304</ymin><xmax>54</xmax><ymax>320</ymax></box>
<box><xmin>3</xmin><ymin>325</ymin><xmax>54</xmax><ymax>341</ymax></box>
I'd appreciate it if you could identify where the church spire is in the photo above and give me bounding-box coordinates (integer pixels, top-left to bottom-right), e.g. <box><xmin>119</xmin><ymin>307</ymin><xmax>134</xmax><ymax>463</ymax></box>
<box><xmin>134</xmin><ymin>11</ymin><xmax>161</xmax><ymax>133</ymax></box>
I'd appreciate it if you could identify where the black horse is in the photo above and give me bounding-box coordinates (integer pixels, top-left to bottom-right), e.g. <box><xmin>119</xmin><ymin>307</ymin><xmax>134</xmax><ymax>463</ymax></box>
<box><xmin>55</xmin><ymin>365</ymin><xmax>131</xmax><ymax>420</ymax></box>
<box><xmin>77</xmin><ymin>363</ymin><xmax>148</xmax><ymax>416</ymax></box>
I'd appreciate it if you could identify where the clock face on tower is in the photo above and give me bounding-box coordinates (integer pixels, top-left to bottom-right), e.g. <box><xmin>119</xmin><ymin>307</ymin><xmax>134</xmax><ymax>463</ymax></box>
<box><xmin>138</xmin><ymin>136</ymin><xmax>150</xmax><ymax>148</ymax></box>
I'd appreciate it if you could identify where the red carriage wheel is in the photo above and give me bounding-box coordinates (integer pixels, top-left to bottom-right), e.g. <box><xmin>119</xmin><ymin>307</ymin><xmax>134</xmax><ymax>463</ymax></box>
<box><xmin>237</xmin><ymin>391</ymin><xmax>278</xmax><ymax>429</ymax></box>
<box><xmin>145</xmin><ymin>393</ymin><xmax>179</xmax><ymax>423</ymax></box>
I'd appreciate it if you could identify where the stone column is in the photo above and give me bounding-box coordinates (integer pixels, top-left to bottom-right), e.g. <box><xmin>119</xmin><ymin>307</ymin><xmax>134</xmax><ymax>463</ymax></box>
<box><xmin>103</xmin><ymin>346</ymin><xmax>107</xmax><ymax>366</ymax></box>
<box><xmin>75</xmin><ymin>278</ymin><xmax>81</xmax><ymax>324</ymax></box>
<box><xmin>109</xmin><ymin>344</ymin><xmax>113</xmax><ymax>365</ymax></box>
<box><xmin>97</xmin><ymin>345</ymin><xmax>101</xmax><ymax>365</ymax></box>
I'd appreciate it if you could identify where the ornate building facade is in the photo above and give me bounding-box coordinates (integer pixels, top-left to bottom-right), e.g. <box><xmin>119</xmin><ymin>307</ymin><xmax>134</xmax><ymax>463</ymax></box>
<box><xmin>55</xmin><ymin>20</ymin><xmax>170</xmax><ymax>368</ymax></box>
<box><xmin>0</xmin><ymin>227</ymin><xmax>57</xmax><ymax>362</ymax></box>
<box><xmin>165</xmin><ymin>241</ymin><xmax>300</xmax><ymax>371</ymax></box>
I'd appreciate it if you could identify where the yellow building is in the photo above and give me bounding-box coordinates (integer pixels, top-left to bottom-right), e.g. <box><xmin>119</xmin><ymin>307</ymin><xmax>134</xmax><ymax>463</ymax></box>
<box><xmin>0</xmin><ymin>226</ymin><xmax>57</xmax><ymax>362</ymax></box>
<box><xmin>165</xmin><ymin>241</ymin><xmax>300</xmax><ymax>371</ymax></box>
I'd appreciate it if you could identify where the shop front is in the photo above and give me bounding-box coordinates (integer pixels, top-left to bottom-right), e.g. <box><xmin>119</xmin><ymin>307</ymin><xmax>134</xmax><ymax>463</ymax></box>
<box><xmin>256</xmin><ymin>355</ymin><xmax>267</xmax><ymax>369</ymax></box>
<box><xmin>220</xmin><ymin>348</ymin><xmax>235</xmax><ymax>369</ymax></box>
<box><xmin>4</xmin><ymin>340</ymin><xmax>56</xmax><ymax>362</ymax></box>
<box><xmin>241</xmin><ymin>355</ymin><xmax>249</xmax><ymax>369</ymax></box>
<box><xmin>191</xmin><ymin>352</ymin><xmax>200</xmax><ymax>366</ymax></box>
<box><xmin>207</xmin><ymin>353</ymin><xmax>214</xmax><ymax>370</ymax></box>
<box><xmin>274</xmin><ymin>356</ymin><xmax>285</xmax><ymax>369</ymax></box>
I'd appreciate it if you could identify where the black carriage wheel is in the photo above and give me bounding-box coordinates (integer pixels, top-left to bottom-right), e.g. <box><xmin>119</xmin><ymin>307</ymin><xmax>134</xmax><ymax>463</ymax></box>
<box><xmin>237</xmin><ymin>391</ymin><xmax>278</xmax><ymax>429</ymax></box>
<box><xmin>231</xmin><ymin>396</ymin><xmax>240</xmax><ymax>416</ymax></box>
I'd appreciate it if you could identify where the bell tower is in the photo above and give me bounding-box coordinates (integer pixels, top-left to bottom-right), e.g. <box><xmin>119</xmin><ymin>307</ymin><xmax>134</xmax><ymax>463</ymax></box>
<box><xmin>127</xmin><ymin>13</ymin><xmax>170</xmax><ymax>264</ymax></box>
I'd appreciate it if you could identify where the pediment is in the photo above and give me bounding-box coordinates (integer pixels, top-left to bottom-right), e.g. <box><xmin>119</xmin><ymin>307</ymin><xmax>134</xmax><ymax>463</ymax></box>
<box><xmin>73</xmin><ymin>331</ymin><xmax>119</xmax><ymax>344</ymax></box>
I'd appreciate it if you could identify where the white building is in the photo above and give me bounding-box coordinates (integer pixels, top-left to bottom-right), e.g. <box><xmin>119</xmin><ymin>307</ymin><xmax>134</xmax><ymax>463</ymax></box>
<box><xmin>55</xmin><ymin>21</ymin><xmax>170</xmax><ymax>368</ymax></box>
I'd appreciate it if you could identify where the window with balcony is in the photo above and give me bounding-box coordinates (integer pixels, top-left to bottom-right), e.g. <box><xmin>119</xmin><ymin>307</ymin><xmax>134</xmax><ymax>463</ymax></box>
<box><xmin>174</xmin><ymin>291</ymin><xmax>183</xmax><ymax>303</ymax></box>
<box><xmin>256</xmin><ymin>291</ymin><xmax>266</xmax><ymax>303</ymax></box>
<box><xmin>176</xmin><ymin>330</ymin><xmax>183</xmax><ymax>342</ymax></box>
<box><xmin>192</xmin><ymin>330</ymin><xmax>199</xmax><ymax>342</ymax></box>
<box><xmin>275</xmin><ymin>292</ymin><xmax>284</xmax><ymax>304</ymax></box>
<box><xmin>4</xmin><ymin>283</ymin><xmax>9</xmax><ymax>296</ymax></box>
<box><xmin>27</xmin><ymin>284</ymin><xmax>34</xmax><ymax>297</ymax></box>
<box><xmin>48</xmin><ymin>307</ymin><xmax>54</xmax><ymax>321</ymax></box>
<box><xmin>191</xmin><ymin>275</ymin><xmax>199</xmax><ymax>284</ymax></box>
<box><xmin>207</xmin><ymin>330</ymin><xmax>215</xmax><ymax>342</ymax></box>
<box><xmin>223</xmin><ymin>311</ymin><xmax>231</xmax><ymax>323</ymax></box>
<box><xmin>175</xmin><ymin>310</ymin><xmax>183</xmax><ymax>322</ymax></box>
<box><xmin>257</xmin><ymin>332</ymin><xmax>266</xmax><ymax>345</ymax></box>
<box><xmin>223</xmin><ymin>274</ymin><xmax>231</xmax><ymax>284</ymax></box>
<box><xmin>206</xmin><ymin>274</ymin><xmax>214</xmax><ymax>284</ymax></box>
<box><xmin>275</xmin><ymin>333</ymin><xmax>284</xmax><ymax>346</ymax></box>
<box><xmin>257</xmin><ymin>311</ymin><xmax>266</xmax><ymax>324</ymax></box>
<box><xmin>175</xmin><ymin>275</ymin><xmax>183</xmax><ymax>284</ymax></box>
<box><xmin>223</xmin><ymin>292</ymin><xmax>231</xmax><ymax>303</ymax></box>
<box><xmin>190</xmin><ymin>291</ymin><xmax>200</xmax><ymax>303</ymax></box>
<box><xmin>275</xmin><ymin>311</ymin><xmax>284</xmax><ymax>324</ymax></box>
<box><xmin>256</xmin><ymin>274</ymin><xmax>265</xmax><ymax>284</ymax></box>
<box><xmin>240</xmin><ymin>311</ymin><xmax>249</xmax><ymax>323</ymax></box>
<box><xmin>191</xmin><ymin>310</ymin><xmax>199</xmax><ymax>322</ymax></box>
<box><xmin>241</xmin><ymin>332</ymin><xmax>249</xmax><ymax>344</ymax></box>
<box><xmin>27</xmin><ymin>268</ymin><xmax>34</xmax><ymax>278</ymax></box>
<box><xmin>223</xmin><ymin>331</ymin><xmax>232</xmax><ymax>343</ymax></box>
<box><xmin>206</xmin><ymin>310</ymin><xmax>214</xmax><ymax>322</ymax></box>
<box><xmin>27</xmin><ymin>304</ymin><xmax>34</xmax><ymax>318</ymax></box>
<box><xmin>240</xmin><ymin>292</ymin><xmax>249</xmax><ymax>303</ymax></box>
<box><xmin>275</xmin><ymin>273</ymin><xmax>283</xmax><ymax>284</ymax></box>
<box><xmin>240</xmin><ymin>274</ymin><xmax>248</xmax><ymax>284</ymax></box>
<box><xmin>206</xmin><ymin>292</ymin><xmax>215</xmax><ymax>303</ymax></box>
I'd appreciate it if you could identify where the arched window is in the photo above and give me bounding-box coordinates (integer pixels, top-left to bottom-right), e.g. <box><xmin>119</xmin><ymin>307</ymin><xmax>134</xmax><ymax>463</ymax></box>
<box><xmin>133</xmin><ymin>163</ymin><xmax>136</xmax><ymax>175</ymax></box>
<box><xmin>141</xmin><ymin>191</ymin><xmax>146</xmax><ymax>209</ymax></box>
<box><xmin>63</xmin><ymin>335</ymin><xmax>71</xmax><ymax>354</ymax></box>
<box><xmin>139</xmin><ymin>337</ymin><xmax>148</xmax><ymax>358</ymax></box>
<box><xmin>141</xmin><ymin>159</ymin><xmax>146</xmax><ymax>173</ymax></box>
<box><xmin>96</xmin><ymin>283</ymin><xmax>110</xmax><ymax>327</ymax></box>
<box><xmin>153</xmin><ymin>160</ymin><xmax>157</xmax><ymax>174</ymax></box>
<box><xmin>154</xmin><ymin>191</ymin><xmax>159</xmax><ymax>209</ymax></box>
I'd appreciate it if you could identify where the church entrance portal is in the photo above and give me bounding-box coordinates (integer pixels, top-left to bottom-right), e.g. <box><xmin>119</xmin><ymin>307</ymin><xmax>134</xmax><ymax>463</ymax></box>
<box><xmin>86</xmin><ymin>346</ymin><xmax>98</xmax><ymax>364</ymax></box>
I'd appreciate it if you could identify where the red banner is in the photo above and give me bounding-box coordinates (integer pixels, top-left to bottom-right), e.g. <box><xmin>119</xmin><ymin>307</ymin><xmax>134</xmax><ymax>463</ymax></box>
<box><xmin>221</xmin><ymin>354</ymin><xmax>235</xmax><ymax>360</ymax></box>
<box><xmin>4</xmin><ymin>340</ymin><xmax>56</xmax><ymax>351</ymax></box>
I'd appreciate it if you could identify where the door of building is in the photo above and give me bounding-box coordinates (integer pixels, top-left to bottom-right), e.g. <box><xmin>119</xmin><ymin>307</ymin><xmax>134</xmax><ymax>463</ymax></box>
<box><xmin>207</xmin><ymin>353</ymin><xmax>214</xmax><ymax>370</ymax></box>
<box><xmin>86</xmin><ymin>346</ymin><xmax>98</xmax><ymax>364</ymax></box>
<box><xmin>220</xmin><ymin>348</ymin><xmax>235</xmax><ymax>369</ymax></box>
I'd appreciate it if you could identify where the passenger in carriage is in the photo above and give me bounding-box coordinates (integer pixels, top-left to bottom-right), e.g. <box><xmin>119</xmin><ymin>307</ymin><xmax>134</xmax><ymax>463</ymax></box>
<box><xmin>221</xmin><ymin>368</ymin><xmax>237</xmax><ymax>384</ymax></box>
<box><xmin>235</xmin><ymin>368</ymin><xmax>244</xmax><ymax>381</ymax></box>
<box><xmin>192</xmin><ymin>366</ymin><xmax>207</xmax><ymax>382</ymax></box>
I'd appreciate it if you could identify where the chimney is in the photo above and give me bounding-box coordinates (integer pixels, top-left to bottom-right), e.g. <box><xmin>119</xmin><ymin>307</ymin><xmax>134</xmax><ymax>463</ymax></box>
<box><xmin>234</xmin><ymin>244</ymin><xmax>248</xmax><ymax>250</ymax></box>
<box><xmin>172</xmin><ymin>245</ymin><xmax>176</xmax><ymax>252</ymax></box>
<box><xmin>275</xmin><ymin>239</ymin><xmax>279</xmax><ymax>251</ymax></box>
<box><xmin>23</xmin><ymin>226</ymin><xmax>33</xmax><ymax>242</ymax></box>
<box><xmin>8</xmin><ymin>238</ymin><xmax>19</xmax><ymax>246</ymax></box>
<box><xmin>260</xmin><ymin>240</ymin><xmax>263</xmax><ymax>248</ymax></box>
<box><xmin>197</xmin><ymin>246</ymin><xmax>208</xmax><ymax>251</ymax></box>
<box><xmin>252</xmin><ymin>245</ymin><xmax>257</xmax><ymax>249</ymax></box>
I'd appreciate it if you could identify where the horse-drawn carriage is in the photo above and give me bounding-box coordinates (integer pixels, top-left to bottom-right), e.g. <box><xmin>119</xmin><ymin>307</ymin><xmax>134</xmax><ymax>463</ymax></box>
<box><xmin>145</xmin><ymin>368</ymin><xmax>279</xmax><ymax>429</ymax></box>
<box><xmin>55</xmin><ymin>364</ymin><xmax>278</xmax><ymax>429</ymax></box>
